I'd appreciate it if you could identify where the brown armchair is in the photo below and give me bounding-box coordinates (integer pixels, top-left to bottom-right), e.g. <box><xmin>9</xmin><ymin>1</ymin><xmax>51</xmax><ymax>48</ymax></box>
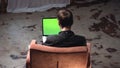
<box><xmin>26</xmin><ymin>40</ymin><xmax>91</xmax><ymax>68</ymax></box>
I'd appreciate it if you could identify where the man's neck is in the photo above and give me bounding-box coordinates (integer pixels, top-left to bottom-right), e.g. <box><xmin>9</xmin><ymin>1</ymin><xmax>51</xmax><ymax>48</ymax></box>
<box><xmin>61</xmin><ymin>27</ymin><xmax>71</xmax><ymax>31</ymax></box>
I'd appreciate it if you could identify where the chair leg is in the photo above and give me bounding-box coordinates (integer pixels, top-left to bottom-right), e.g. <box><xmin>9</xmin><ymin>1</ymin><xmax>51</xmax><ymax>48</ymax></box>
<box><xmin>26</xmin><ymin>49</ymin><xmax>30</xmax><ymax>68</ymax></box>
<box><xmin>26</xmin><ymin>62</ymin><xmax>30</xmax><ymax>68</ymax></box>
<box><xmin>88</xmin><ymin>64</ymin><xmax>91</xmax><ymax>68</ymax></box>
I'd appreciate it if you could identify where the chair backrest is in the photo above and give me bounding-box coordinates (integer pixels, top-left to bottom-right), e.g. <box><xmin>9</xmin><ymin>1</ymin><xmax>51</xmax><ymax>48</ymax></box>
<box><xmin>28</xmin><ymin>40</ymin><xmax>91</xmax><ymax>68</ymax></box>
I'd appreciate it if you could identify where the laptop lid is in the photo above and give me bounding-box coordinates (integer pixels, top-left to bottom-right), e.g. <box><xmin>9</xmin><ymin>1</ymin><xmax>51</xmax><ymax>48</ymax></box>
<box><xmin>42</xmin><ymin>17</ymin><xmax>60</xmax><ymax>36</ymax></box>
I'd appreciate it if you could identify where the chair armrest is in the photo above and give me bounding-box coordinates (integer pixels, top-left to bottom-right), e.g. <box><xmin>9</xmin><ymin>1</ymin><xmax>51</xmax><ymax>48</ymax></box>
<box><xmin>30</xmin><ymin>40</ymin><xmax>37</xmax><ymax>45</ymax></box>
<box><xmin>87</xmin><ymin>43</ymin><xmax>91</xmax><ymax>53</ymax></box>
<box><xmin>86</xmin><ymin>43</ymin><xmax>91</xmax><ymax>68</ymax></box>
<box><xmin>26</xmin><ymin>40</ymin><xmax>37</xmax><ymax>68</ymax></box>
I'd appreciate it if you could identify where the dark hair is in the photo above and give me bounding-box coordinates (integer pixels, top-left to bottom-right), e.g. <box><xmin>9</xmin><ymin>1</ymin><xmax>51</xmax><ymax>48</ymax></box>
<box><xmin>57</xmin><ymin>9</ymin><xmax>73</xmax><ymax>28</ymax></box>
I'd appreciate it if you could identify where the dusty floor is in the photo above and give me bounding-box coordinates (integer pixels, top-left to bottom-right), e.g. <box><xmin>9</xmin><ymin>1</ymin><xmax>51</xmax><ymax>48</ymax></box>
<box><xmin>0</xmin><ymin>0</ymin><xmax>120</xmax><ymax>68</ymax></box>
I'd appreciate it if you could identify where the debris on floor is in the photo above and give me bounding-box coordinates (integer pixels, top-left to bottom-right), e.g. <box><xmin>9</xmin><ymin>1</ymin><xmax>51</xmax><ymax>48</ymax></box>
<box><xmin>0</xmin><ymin>21</ymin><xmax>8</xmax><ymax>26</ymax></box>
<box><xmin>106</xmin><ymin>48</ymin><xmax>117</xmax><ymax>53</ymax></box>
<box><xmin>22</xmin><ymin>24</ymin><xmax>37</xmax><ymax>31</ymax></box>
<box><xmin>0</xmin><ymin>64</ymin><xmax>6</xmax><ymax>68</ymax></box>
<box><xmin>91</xmin><ymin>52</ymin><xmax>99</xmax><ymax>56</ymax></box>
<box><xmin>10</xmin><ymin>54</ymin><xmax>26</xmax><ymax>60</ymax></box>
<box><xmin>90</xmin><ymin>10</ymin><xmax>102</xmax><ymax>19</ymax></box>
<box><xmin>91</xmin><ymin>60</ymin><xmax>102</xmax><ymax>66</ymax></box>
<box><xmin>89</xmin><ymin>14</ymin><xmax>120</xmax><ymax>38</ymax></box>
<box><xmin>104</xmin><ymin>55</ymin><xmax>112</xmax><ymax>59</ymax></box>
<box><xmin>75</xmin><ymin>15</ymin><xmax>81</xmax><ymax>20</ymax></box>
<box><xmin>20</xmin><ymin>51</ymin><xmax>27</xmax><ymax>55</ymax></box>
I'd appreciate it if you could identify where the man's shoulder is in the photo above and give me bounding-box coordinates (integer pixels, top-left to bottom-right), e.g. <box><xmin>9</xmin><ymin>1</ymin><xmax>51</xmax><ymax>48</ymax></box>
<box><xmin>47</xmin><ymin>35</ymin><xmax>64</xmax><ymax>42</ymax></box>
<box><xmin>73</xmin><ymin>35</ymin><xmax>86</xmax><ymax>39</ymax></box>
<box><xmin>47</xmin><ymin>35</ymin><xmax>59</xmax><ymax>38</ymax></box>
<box><xmin>71</xmin><ymin>35</ymin><xmax>86</xmax><ymax>45</ymax></box>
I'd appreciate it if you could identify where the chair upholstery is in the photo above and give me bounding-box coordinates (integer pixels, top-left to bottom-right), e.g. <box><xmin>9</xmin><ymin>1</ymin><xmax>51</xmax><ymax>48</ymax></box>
<box><xmin>26</xmin><ymin>40</ymin><xmax>91</xmax><ymax>68</ymax></box>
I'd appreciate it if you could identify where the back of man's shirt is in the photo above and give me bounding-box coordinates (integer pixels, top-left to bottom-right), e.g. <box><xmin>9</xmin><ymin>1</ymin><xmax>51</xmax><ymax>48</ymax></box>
<box><xmin>43</xmin><ymin>30</ymin><xmax>86</xmax><ymax>47</ymax></box>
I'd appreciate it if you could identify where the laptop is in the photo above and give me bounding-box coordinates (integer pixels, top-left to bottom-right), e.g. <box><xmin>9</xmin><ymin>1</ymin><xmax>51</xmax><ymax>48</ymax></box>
<box><xmin>42</xmin><ymin>17</ymin><xmax>60</xmax><ymax>43</ymax></box>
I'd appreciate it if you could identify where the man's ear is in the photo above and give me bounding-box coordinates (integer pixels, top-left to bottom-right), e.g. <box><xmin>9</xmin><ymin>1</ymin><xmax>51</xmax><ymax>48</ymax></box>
<box><xmin>58</xmin><ymin>23</ymin><xmax>62</xmax><ymax>28</ymax></box>
<box><xmin>58</xmin><ymin>20</ymin><xmax>63</xmax><ymax>28</ymax></box>
<box><xmin>58</xmin><ymin>20</ymin><xmax>61</xmax><ymax>26</ymax></box>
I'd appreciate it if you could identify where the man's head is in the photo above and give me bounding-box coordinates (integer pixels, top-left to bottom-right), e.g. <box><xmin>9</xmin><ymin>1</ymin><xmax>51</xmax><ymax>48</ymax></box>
<box><xmin>57</xmin><ymin>9</ymin><xmax>73</xmax><ymax>28</ymax></box>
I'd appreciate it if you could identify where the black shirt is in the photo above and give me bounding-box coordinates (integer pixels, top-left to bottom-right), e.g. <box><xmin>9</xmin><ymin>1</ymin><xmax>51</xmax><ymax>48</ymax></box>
<box><xmin>43</xmin><ymin>30</ymin><xmax>86</xmax><ymax>47</ymax></box>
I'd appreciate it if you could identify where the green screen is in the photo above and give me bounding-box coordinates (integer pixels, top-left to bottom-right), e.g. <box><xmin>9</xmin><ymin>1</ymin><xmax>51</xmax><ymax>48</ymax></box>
<box><xmin>43</xmin><ymin>18</ymin><xmax>60</xmax><ymax>35</ymax></box>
